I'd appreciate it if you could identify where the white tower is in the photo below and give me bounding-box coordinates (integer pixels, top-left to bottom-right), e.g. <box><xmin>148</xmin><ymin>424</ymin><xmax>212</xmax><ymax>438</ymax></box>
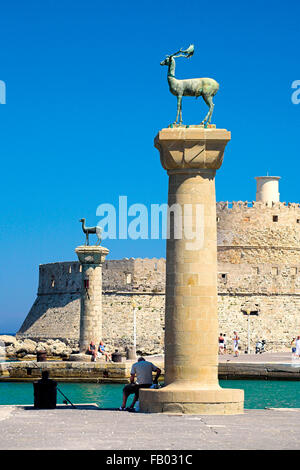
<box><xmin>255</xmin><ymin>176</ymin><xmax>281</xmax><ymax>206</ymax></box>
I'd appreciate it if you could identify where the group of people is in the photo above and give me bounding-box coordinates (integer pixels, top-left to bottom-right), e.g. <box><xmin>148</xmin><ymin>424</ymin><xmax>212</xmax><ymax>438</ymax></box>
<box><xmin>88</xmin><ymin>340</ymin><xmax>112</xmax><ymax>362</ymax></box>
<box><xmin>218</xmin><ymin>331</ymin><xmax>240</xmax><ymax>356</ymax></box>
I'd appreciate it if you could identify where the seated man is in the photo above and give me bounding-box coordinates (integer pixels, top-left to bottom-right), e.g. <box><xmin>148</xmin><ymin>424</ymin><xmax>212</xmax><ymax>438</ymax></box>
<box><xmin>88</xmin><ymin>341</ymin><xmax>97</xmax><ymax>362</ymax></box>
<box><xmin>120</xmin><ymin>357</ymin><xmax>161</xmax><ymax>411</ymax></box>
<box><xmin>97</xmin><ymin>340</ymin><xmax>111</xmax><ymax>362</ymax></box>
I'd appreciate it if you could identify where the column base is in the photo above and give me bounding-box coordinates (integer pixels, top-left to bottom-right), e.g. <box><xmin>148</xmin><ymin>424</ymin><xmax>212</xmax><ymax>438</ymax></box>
<box><xmin>139</xmin><ymin>386</ymin><xmax>244</xmax><ymax>415</ymax></box>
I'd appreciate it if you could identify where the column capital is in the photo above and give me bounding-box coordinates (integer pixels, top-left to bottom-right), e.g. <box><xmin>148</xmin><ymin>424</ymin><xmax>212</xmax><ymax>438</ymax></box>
<box><xmin>75</xmin><ymin>245</ymin><xmax>109</xmax><ymax>265</ymax></box>
<box><xmin>154</xmin><ymin>127</ymin><xmax>231</xmax><ymax>171</ymax></box>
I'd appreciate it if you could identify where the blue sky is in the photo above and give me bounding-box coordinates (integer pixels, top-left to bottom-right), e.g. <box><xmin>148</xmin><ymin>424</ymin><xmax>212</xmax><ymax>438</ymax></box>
<box><xmin>0</xmin><ymin>0</ymin><xmax>299</xmax><ymax>332</ymax></box>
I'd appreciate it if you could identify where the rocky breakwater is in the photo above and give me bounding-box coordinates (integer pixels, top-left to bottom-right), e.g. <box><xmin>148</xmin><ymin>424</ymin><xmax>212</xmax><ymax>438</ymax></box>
<box><xmin>0</xmin><ymin>335</ymin><xmax>78</xmax><ymax>360</ymax></box>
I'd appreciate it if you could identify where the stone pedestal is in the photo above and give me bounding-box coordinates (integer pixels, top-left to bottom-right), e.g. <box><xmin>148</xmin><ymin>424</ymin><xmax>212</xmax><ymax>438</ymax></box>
<box><xmin>139</xmin><ymin>128</ymin><xmax>244</xmax><ymax>414</ymax></box>
<box><xmin>75</xmin><ymin>245</ymin><xmax>109</xmax><ymax>353</ymax></box>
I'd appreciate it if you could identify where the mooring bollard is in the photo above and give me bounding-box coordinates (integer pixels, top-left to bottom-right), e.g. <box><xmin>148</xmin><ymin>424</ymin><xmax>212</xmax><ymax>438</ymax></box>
<box><xmin>33</xmin><ymin>371</ymin><xmax>57</xmax><ymax>409</ymax></box>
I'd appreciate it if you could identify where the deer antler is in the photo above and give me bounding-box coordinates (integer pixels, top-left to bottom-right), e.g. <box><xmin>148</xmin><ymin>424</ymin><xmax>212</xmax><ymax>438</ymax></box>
<box><xmin>169</xmin><ymin>44</ymin><xmax>195</xmax><ymax>59</ymax></box>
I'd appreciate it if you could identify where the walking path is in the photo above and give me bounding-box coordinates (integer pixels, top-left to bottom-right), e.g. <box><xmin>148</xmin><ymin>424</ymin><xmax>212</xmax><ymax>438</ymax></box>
<box><xmin>0</xmin><ymin>404</ymin><xmax>299</xmax><ymax>450</ymax></box>
<box><xmin>217</xmin><ymin>351</ymin><xmax>298</xmax><ymax>363</ymax></box>
<box><xmin>147</xmin><ymin>351</ymin><xmax>300</xmax><ymax>364</ymax></box>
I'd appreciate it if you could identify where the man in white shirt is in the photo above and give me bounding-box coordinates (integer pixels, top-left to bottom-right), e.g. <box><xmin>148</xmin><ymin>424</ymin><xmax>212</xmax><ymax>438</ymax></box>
<box><xmin>119</xmin><ymin>357</ymin><xmax>161</xmax><ymax>411</ymax></box>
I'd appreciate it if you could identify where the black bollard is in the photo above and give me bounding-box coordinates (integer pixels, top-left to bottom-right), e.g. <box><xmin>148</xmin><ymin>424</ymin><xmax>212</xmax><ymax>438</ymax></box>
<box><xmin>33</xmin><ymin>370</ymin><xmax>57</xmax><ymax>409</ymax></box>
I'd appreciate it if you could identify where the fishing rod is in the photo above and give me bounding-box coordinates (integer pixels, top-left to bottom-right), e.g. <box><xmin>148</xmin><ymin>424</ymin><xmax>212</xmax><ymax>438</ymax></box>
<box><xmin>56</xmin><ymin>387</ymin><xmax>76</xmax><ymax>409</ymax></box>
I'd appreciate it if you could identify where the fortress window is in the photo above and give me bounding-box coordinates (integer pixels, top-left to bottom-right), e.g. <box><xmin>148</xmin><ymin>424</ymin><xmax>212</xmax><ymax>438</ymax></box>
<box><xmin>272</xmin><ymin>267</ymin><xmax>279</xmax><ymax>276</ymax></box>
<box><xmin>273</xmin><ymin>215</ymin><xmax>279</xmax><ymax>222</ymax></box>
<box><xmin>219</xmin><ymin>273</ymin><xmax>228</xmax><ymax>283</ymax></box>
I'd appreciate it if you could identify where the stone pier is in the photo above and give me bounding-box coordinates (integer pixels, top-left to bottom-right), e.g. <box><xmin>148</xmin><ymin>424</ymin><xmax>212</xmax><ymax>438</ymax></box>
<box><xmin>75</xmin><ymin>245</ymin><xmax>109</xmax><ymax>353</ymax></box>
<box><xmin>140</xmin><ymin>127</ymin><xmax>244</xmax><ymax>414</ymax></box>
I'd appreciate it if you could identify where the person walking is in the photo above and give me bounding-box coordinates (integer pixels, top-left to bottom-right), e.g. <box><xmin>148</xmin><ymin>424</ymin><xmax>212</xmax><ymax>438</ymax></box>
<box><xmin>291</xmin><ymin>337</ymin><xmax>297</xmax><ymax>359</ymax></box>
<box><xmin>223</xmin><ymin>334</ymin><xmax>227</xmax><ymax>353</ymax></box>
<box><xmin>296</xmin><ymin>336</ymin><xmax>300</xmax><ymax>359</ymax></box>
<box><xmin>218</xmin><ymin>333</ymin><xmax>225</xmax><ymax>355</ymax></box>
<box><xmin>232</xmin><ymin>331</ymin><xmax>240</xmax><ymax>357</ymax></box>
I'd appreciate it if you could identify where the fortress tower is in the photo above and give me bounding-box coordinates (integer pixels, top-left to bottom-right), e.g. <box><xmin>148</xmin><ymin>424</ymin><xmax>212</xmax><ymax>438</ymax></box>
<box><xmin>216</xmin><ymin>176</ymin><xmax>300</xmax><ymax>349</ymax></box>
<box><xmin>255</xmin><ymin>176</ymin><xmax>280</xmax><ymax>206</ymax></box>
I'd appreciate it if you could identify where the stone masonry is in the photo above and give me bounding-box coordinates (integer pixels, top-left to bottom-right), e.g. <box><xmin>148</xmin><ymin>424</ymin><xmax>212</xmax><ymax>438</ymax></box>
<box><xmin>17</xmin><ymin>196</ymin><xmax>300</xmax><ymax>354</ymax></box>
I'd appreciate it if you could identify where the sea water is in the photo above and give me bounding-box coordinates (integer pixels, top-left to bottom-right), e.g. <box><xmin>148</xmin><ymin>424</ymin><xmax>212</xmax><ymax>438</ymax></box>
<box><xmin>0</xmin><ymin>380</ymin><xmax>299</xmax><ymax>409</ymax></box>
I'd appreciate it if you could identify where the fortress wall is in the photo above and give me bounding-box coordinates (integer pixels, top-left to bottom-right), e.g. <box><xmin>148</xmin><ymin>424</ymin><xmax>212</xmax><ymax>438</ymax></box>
<box><xmin>218</xmin><ymin>294</ymin><xmax>300</xmax><ymax>351</ymax></box>
<box><xmin>36</xmin><ymin>258</ymin><xmax>166</xmax><ymax>296</ymax></box>
<box><xmin>18</xmin><ymin>293</ymin><xmax>81</xmax><ymax>342</ymax></box>
<box><xmin>38</xmin><ymin>262</ymin><xmax>81</xmax><ymax>295</ymax></box>
<box><xmin>218</xmin><ymin>263</ymin><xmax>300</xmax><ymax>294</ymax></box>
<box><xmin>131</xmin><ymin>258</ymin><xmax>166</xmax><ymax>292</ymax></box>
<box><xmin>17</xmin><ymin>202</ymin><xmax>300</xmax><ymax>353</ymax></box>
<box><xmin>17</xmin><ymin>288</ymin><xmax>300</xmax><ymax>353</ymax></box>
<box><xmin>102</xmin><ymin>293</ymin><xmax>165</xmax><ymax>354</ymax></box>
<box><xmin>218</xmin><ymin>247</ymin><xmax>300</xmax><ymax>265</ymax></box>
<box><xmin>102</xmin><ymin>259</ymin><xmax>135</xmax><ymax>291</ymax></box>
<box><xmin>17</xmin><ymin>258</ymin><xmax>167</xmax><ymax>354</ymax></box>
<box><xmin>217</xmin><ymin>202</ymin><xmax>300</xmax><ymax>264</ymax></box>
<box><xmin>17</xmin><ymin>292</ymin><xmax>165</xmax><ymax>355</ymax></box>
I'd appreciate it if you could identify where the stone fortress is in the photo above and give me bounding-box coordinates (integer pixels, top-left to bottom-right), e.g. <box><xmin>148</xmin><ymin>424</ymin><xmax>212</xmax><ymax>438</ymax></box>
<box><xmin>17</xmin><ymin>176</ymin><xmax>300</xmax><ymax>354</ymax></box>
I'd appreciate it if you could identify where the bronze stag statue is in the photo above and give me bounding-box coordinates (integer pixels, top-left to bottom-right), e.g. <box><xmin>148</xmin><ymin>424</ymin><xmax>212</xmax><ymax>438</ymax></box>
<box><xmin>79</xmin><ymin>218</ymin><xmax>102</xmax><ymax>246</ymax></box>
<box><xmin>160</xmin><ymin>44</ymin><xmax>219</xmax><ymax>126</ymax></box>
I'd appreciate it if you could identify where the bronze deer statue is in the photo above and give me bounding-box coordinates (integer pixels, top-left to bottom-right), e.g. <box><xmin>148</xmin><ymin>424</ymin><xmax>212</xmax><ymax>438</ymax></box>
<box><xmin>79</xmin><ymin>218</ymin><xmax>102</xmax><ymax>246</ymax></box>
<box><xmin>160</xmin><ymin>44</ymin><xmax>219</xmax><ymax>126</ymax></box>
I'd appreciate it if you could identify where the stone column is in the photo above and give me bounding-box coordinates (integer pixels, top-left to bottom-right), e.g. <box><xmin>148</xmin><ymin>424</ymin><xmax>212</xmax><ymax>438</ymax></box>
<box><xmin>75</xmin><ymin>245</ymin><xmax>109</xmax><ymax>353</ymax></box>
<box><xmin>139</xmin><ymin>127</ymin><xmax>244</xmax><ymax>414</ymax></box>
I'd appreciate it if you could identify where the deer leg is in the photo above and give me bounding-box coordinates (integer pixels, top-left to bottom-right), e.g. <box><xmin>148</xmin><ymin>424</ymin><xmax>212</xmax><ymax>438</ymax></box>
<box><xmin>201</xmin><ymin>94</ymin><xmax>214</xmax><ymax>125</ymax></box>
<box><xmin>174</xmin><ymin>95</ymin><xmax>182</xmax><ymax>124</ymax></box>
<box><xmin>179</xmin><ymin>98</ymin><xmax>183</xmax><ymax>124</ymax></box>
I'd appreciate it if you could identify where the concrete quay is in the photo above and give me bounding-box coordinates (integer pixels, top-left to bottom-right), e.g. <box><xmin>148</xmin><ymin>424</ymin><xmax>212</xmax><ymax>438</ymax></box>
<box><xmin>218</xmin><ymin>352</ymin><xmax>300</xmax><ymax>380</ymax></box>
<box><xmin>0</xmin><ymin>404</ymin><xmax>299</xmax><ymax>450</ymax></box>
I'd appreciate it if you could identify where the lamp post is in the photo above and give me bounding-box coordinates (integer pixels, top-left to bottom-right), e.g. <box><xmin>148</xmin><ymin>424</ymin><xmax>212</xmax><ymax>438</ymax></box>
<box><xmin>132</xmin><ymin>300</ymin><xmax>137</xmax><ymax>356</ymax></box>
<box><xmin>246</xmin><ymin>310</ymin><xmax>251</xmax><ymax>354</ymax></box>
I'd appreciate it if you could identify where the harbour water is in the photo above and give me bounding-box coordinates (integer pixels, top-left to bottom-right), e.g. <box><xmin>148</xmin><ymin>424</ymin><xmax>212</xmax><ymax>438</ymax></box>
<box><xmin>0</xmin><ymin>380</ymin><xmax>299</xmax><ymax>409</ymax></box>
